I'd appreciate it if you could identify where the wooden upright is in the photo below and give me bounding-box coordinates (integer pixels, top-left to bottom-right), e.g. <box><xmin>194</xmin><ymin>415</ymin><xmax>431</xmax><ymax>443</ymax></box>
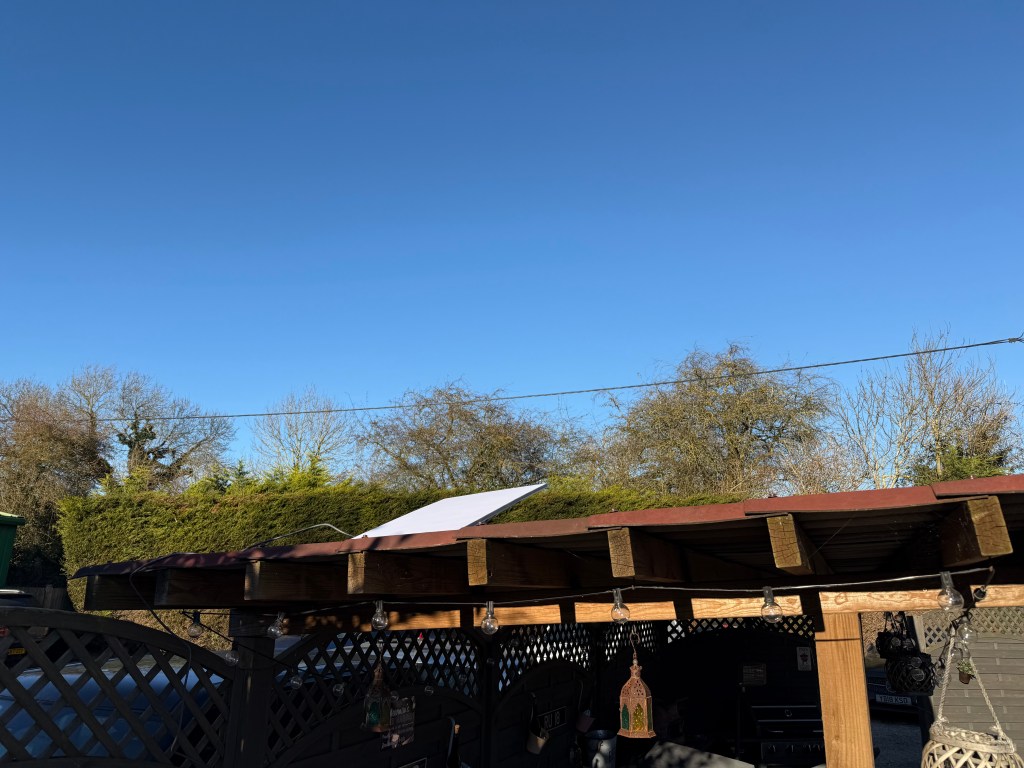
<box><xmin>816</xmin><ymin>612</ymin><xmax>874</xmax><ymax>767</ymax></box>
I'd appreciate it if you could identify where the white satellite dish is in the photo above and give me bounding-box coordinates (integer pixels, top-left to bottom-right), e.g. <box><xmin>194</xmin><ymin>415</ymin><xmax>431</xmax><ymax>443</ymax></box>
<box><xmin>359</xmin><ymin>483</ymin><xmax>547</xmax><ymax>538</ymax></box>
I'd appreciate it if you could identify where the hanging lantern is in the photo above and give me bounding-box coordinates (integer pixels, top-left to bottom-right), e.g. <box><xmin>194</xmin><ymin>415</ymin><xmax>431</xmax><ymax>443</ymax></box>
<box><xmin>363</xmin><ymin>662</ymin><xmax>392</xmax><ymax>732</ymax></box>
<box><xmin>618</xmin><ymin>650</ymin><xmax>656</xmax><ymax>739</ymax></box>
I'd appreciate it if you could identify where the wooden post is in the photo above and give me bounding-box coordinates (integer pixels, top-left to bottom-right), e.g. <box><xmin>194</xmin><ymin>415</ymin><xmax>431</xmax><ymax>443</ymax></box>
<box><xmin>223</xmin><ymin>634</ymin><xmax>276</xmax><ymax>768</ymax></box>
<box><xmin>816</xmin><ymin>612</ymin><xmax>874</xmax><ymax>767</ymax></box>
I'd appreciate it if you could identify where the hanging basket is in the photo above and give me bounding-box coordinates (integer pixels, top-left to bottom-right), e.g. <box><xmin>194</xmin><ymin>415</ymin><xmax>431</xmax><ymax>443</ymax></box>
<box><xmin>885</xmin><ymin>652</ymin><xmax>938</xmax><ymax>695</ymax></box>
<box><xmin>922</xmin><ymin>723</ymin><xmax>1024</xmax><ymax>768</ymax></box>
<box><xmin>922</xmin><ymin>627</ymin><xmax>1024</xmax><ymax>768</ymax></box>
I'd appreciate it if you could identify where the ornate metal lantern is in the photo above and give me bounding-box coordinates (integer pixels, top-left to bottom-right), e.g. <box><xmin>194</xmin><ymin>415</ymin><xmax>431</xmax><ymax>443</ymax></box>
<box><xmin>363</xmin><ymin>662</ymin><xmax>392</xmax><ymax>733</ymax></box>
<box><xmin>618</xmin><ymin>650</ymin><xmax>655</xmax><ymax>738</ymax></box>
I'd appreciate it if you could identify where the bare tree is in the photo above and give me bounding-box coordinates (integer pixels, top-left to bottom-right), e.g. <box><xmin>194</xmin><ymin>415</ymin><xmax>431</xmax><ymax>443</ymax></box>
<box><xmin>603</xmin><ymin>346</ymin><xmax>831</xmax><ymax>497</ymax></box>
<box><xmin>251</xmin><ymin>387</ymin><xmax>354</xmax><ymax>474</ymax></box>
<box><xmin>834</xmin><ymin>331</ymin><xmax>1021</xmax><ymax>488</ymax></box>
<box><xmin>356</xmin><ymin>383</ymin><xmax>577</xmax><ymax>491</ymax></box>
<box><xmin>111</xmin><ymin>372</ymin><xmax>234</xmax><ymax>490</ymax></box>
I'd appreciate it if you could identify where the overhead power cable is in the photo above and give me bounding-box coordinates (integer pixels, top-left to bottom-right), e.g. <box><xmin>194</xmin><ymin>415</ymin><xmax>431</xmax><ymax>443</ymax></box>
<box><xmin>4</xmin><ymin>334</ymin><xmax>1022</xmax><ymax>424</ymax></box>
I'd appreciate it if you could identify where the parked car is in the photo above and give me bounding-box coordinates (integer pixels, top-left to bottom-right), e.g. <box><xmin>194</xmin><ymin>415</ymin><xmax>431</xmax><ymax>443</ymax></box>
<box><xmin>865</xmin><ymin>666</ymin><xmax>927</xmax><ymax>719</ymax></box>
<box><xmin>0</xmin><ymin>589</ymin><xmax>40</xmax><ymax>666</ymax></box>
<box><xmin>0</xmin><ymin>663</ymin><xmax>219</xmax><ymax>759</ymax></box>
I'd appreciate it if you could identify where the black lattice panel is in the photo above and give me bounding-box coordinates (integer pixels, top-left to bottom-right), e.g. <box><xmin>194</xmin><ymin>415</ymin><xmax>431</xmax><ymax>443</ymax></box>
<box><xmin>665</xmin><ymin>615</ymin><xmax>816</xmax><ymax>643</ymax></box>
<box><xmin>597</xmin><ymin>621</ymin><xmax>659</xmax><ymax>662</ymax></box>
<box><xmin>0</xmin><ymin>608</ymin><xmax>233</xmax><ymax>767</ymax></box>
<box><xmin>496</xmin><ymin>624</ymin><xmax>593</xmax><ymax>692</ymax></box>
<box><xmin>267</xmin><ymin>628</ymin><xmax>481</xmax><ymax>759</ymax></box>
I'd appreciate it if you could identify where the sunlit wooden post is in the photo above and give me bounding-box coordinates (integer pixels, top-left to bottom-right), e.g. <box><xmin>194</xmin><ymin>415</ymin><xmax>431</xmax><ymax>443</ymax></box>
<box><xmin>816</xmin><ymin>612</ymin><xmax>874</xmax><ymax>767</ymax></box>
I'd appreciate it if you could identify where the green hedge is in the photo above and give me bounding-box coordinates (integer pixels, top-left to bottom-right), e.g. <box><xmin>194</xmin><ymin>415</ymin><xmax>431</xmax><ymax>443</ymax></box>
<box><xmin>59</xmin><ymin>481</ymin><xmax>744</xmax><ymax>584</ymax></box>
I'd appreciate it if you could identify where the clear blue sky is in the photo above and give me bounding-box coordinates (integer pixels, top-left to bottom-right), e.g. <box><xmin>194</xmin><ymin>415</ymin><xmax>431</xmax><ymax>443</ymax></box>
<box><xmin>2</xmin><ymin>2</ymin><xmax>1022</xmax><ymax>454</ymax></box>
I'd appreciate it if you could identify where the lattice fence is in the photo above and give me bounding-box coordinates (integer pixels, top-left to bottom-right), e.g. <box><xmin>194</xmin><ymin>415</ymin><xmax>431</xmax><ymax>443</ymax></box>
<box><xmin>0</xmin><ymin>607</ymin><xmax>233</xmax><ymax>767</ymax></box>
<box><xmin>597</xmin><ymin>620</ymin><xmax>659</xmax><ymax>661</ymax></box>
<box><xmin>664</xmin><ymin>615</ymin><xmax>817</xmax><ymax>643</ymax></box>
<box><xmin>496</xmin><ymin>624</ymin><xmax>593</xmax><ymax>691</ymax></box>
<box><xmin>268</xmin><ymin>628</ymin><xmax>481</xmax><ymax>759</ymax></box>
<box><xmin>918</xmin><ymin>607</ymin><xmax>1024</xmax><ymax>652</ymax></box>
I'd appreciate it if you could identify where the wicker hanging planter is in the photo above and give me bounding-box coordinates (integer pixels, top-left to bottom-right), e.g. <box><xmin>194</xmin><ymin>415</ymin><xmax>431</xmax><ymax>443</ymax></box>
<box><xmin>922</xmin><ymin>628</ymin><xmax>1024</xmax><ymax>768</ymax></box>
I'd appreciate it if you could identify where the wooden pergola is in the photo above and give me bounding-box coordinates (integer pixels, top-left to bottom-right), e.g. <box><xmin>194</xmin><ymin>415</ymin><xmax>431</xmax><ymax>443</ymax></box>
<box><xmin>76</xmin><ymin>475</ymin><xmax>1024</xmax><ymax>767</ymax></box>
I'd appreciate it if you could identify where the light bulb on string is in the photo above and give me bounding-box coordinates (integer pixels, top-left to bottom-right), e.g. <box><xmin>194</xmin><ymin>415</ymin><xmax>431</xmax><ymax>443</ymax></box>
<box><xmin>611</xmin><ymin>589</ymin><xmax>630</xmax><ymax>624</ymax></box>
<box><xmin>761</xmin><ymin>587</ymin><xmax>784</xmax><ymax>624</ymax></box>
<box><xmin>480</xmin><ymin>601</ymin><xmax>499</xmax><ymax>636</ymax></box>
<box><xmin>267</xmin><ymin>612</ymin><xmax>285</xmax><ymax>639</ymax></box>
<box><xmin>186</xmin><ymin>612</ymin><xmax>205</xmax><ymax>639</ymax></box>
<box><xmin>937</xmin><ymin>572</ymin><xmax>965</xmax><ymax>611</ymax></box>
<box><xmin>285</xmin><ymin>673</ymin><xmax>303</xmax><ymax>690</ymax></box>
<box><xmin>371</xmin><ymin>600</ymin><xmax>389</xmax><ymax>631</ymax></box>
<box><xmin>224</xmin><ymin>650</ymin><xmax>240</xmax><ymax>667</ymax></box>
<box><xmin>957</xmin><ymin>620</ymin><xmax>975</xmax><ymax>644</ymax></box>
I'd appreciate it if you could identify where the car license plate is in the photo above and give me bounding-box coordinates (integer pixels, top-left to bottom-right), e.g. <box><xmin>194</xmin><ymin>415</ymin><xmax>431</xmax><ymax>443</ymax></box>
<box><xmin>6</xmin><ymin>647</ymin><xmax>26</xmax><ymax>656</ymax></box>
<box><xmin>875</xmin><ymin>693</ymin><xmax>911</xmax><ymax>706</ymax></box>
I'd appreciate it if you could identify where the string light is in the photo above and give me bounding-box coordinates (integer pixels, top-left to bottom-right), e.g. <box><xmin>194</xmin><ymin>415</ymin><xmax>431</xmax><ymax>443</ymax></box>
<box><xmin>611</xmin><ymin>589</ymin><xmax>631</xmax><ymax>624</ymax></box>
<box><xmin>267</xmin><ymin>612</ymin><xmax>285</xmax><ymax>639</ymax></box>
<box><xmin>224</xmin><ymin>650</ymin><xmax>240</xmax><ymax>666</ymax></box>
<box><xmin>186</xmin><ymin>611</ymin><xmax>205</xmax><ymax>639</ymax></box>
<box><xmin>938</xmin><ymin>572</ymin><xmax>965</xmax><ymax>611</ymax></box>
<box><xmin>371</xmin><ymin>600</ymin><xmax>389</xmax><ymax>631</ymax></box>
<box><xmin>760</xmin><ymin>587</ymin><xmax>784</xmax><ymax>624</ymax></box>
<box><xmin>480</xmin><ymin>601</ymin><xmax>499</xmax><ymax>635</ymax></box>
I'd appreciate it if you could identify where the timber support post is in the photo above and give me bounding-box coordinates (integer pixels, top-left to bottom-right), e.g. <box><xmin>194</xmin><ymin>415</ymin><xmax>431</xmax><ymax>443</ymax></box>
<box><xmin>224</xmin><ymin>626</ymin><xmax>277</xmax><ymax>768</ymax></box>
<box><xmin>816</xmin><ymin>612</ymin><xmax>874</xmax><ymax>767</ymax></box>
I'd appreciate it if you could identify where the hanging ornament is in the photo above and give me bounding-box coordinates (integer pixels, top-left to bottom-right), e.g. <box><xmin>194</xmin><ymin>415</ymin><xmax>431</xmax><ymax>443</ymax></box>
<box><xmin>618</xmin><ymin>631</ymin><xmax>655</xmax><ymax>739</ymax></box>
<box><xmin>371</xmin><ymin>600</ymin><xmax>390</xmax><ymax>631</ymax></box>
<box><xmin>363</xmin><ymin>661</ymin><xmax>392</xmax><ymax>732</ymax></box>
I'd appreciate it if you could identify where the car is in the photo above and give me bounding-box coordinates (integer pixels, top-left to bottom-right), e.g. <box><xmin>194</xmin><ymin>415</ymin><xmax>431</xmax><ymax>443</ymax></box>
<box><xmin>865</xmin><ymin>666</ymin><xmax>927</xmax><ymax>719</ymax></box>
<box><xmin>0</xmin><ymin>589</ymin><xmax>41</xmax><ymax>666</ymax></box>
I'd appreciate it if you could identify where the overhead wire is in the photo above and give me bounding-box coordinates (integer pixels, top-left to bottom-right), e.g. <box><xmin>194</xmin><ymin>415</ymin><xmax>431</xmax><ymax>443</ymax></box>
<box><xmin>4</xmin><ymin>334</ymin><xmax>1017</xmax><ymax>425</ymax></box>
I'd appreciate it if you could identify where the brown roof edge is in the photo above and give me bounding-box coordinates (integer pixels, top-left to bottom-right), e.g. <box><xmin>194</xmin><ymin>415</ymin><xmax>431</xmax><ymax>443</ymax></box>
<box><xmin>930</xmin><ymin>475</ymin><xmax>1024</xmax><ymax>498</ymax></box>
<box><xmin>586</xmin><ymin>503</ymin><xmax>749</xmax><ymax>530</ymax></box>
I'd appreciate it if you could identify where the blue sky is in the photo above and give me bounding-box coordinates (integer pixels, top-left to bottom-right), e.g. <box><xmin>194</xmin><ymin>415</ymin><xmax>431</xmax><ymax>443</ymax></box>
<box><xmin>2</xmin><ymin>1</ymin><xmax>1022</xmax><ymax>455</ymax></box>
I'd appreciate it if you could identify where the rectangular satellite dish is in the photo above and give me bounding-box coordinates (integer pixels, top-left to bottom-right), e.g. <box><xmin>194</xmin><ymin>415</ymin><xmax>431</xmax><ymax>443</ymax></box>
<box><xmin>359</xmin><ymin>483</ymin><xmax>547</xmax><ymax>538</ymax></box>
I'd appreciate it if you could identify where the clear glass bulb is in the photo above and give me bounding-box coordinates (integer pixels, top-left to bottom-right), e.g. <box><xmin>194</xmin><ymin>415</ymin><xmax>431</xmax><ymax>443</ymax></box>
<box><xmin>611</xmin><ymin>589</ymin><xmax>630</xmax><ymax>625</ymax></box>
<box><xmin>285</xmin><ymin>673</ymin><xmax>303</xmax><ymax>690</ymax></box>
<box><xmin>957</xmin><ymin>622</ymin><xmax>975</xmax><ymax>644</ymax></box>
<box><xmin>224</xmin><ymin>650</ymin><xmax>240</xmax><ymax>666</ymax></box>
<box><xmin>910</xmin><ymin>668</ymin><xmax>926</xmax><ymax>682</ymax></box>
<box><xmin>187</xmin><ymin>622</ymin><xmax>204</xmax><ymax>639</ymax></box>
<box><xmin>938</xmin><ymin>572</ymin><xmax>964</xmax><ymax>611</ymax></box>
<box><xmin>761</xmin><ymin>587</ymin><xmax>784</xmax><ymax>624</ymax></box>
<box><xmin>481</xmin><ymin>601</ymin><xmax>499</xmax><ymax>635</ymax></box>
<box><xmin>371</xmin><ymin>601</ymin><xmax>389</xmax><ymax>631</ymax></box>
<box><xmin>267</xmin><ymin>612</ymin><xmax>285</xmax><ymax>639</ymax></box>
<box><xmin>332</xmin><ymin>683</ymin><xmax>345</xmax><ymax>696</ymax></box>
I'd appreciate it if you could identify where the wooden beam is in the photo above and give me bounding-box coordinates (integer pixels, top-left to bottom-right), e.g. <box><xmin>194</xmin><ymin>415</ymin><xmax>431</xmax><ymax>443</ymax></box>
<box><xmin>766</xmin><ymin>514</ymin><xmax>831</xmax><ymax>575</ymax></box>
<box><xmin>245</xmin><ymin>561</ymin><xmax>347</xmax><ymax>602</ymax></box>
<box><xmin>941</xmin><ymin>496</ymin><xmax>1013</xmax><ymax>567</ymax></box>
<box><xmin>607</xmin><ymin>528</ymin><xmax>686</xmax><ymax>582</ymax></box>
<box><xmin>347</xmin><ymin>551</ymin><xmax>467</xmax><ymax>595</ymax></box>
<box><xmin>467</xmin><ymin>539</ymin><xmax>569</xmax><ymax>588</ymax></box>
<box><xmin>816</xmin><ymin>613</ymin><xmax>874</xmax><ymax>767</ymax></box>
<box><xmin>83</xmin><ymin>573</ymin><xmax>157</xmax><ymax>611</ymax></box>
<box><xmin>285</xmin><ymin>582</ymin><xmax>1024</xmax><ymax>631</ymax></box>
<box><xmin>155</xmin><ymin>568</ymin><xmax>246</xmax><ymax>608</ymax></box>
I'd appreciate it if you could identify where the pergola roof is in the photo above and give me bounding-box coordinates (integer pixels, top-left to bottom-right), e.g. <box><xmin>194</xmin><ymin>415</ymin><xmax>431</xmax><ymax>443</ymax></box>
<box><xmin>75</xmin><ymin>475</ymin><xmax>1024</xmax><ymax>631</ymax></box>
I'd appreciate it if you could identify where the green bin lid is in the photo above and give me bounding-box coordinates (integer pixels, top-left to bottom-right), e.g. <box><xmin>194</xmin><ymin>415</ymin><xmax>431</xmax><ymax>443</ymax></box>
<box><xmin>0</xmin><ymin>513</ymin><xmax>25</xmax><ymax>527</ymax></box>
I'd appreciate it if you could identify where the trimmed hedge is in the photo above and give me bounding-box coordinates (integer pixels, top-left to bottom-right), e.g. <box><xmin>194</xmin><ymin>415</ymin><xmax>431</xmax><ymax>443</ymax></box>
<box><xmin>59</xmin><ymin>482</ymin><xmax>744</xmax><ymax>589</ymax></box>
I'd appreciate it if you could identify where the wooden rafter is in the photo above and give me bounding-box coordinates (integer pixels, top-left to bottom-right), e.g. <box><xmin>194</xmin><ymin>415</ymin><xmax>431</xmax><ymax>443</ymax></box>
<box><xmin>940</xmin><ymin>495</ymin><xmax>1013</xmax><ymax>567</ymax></box>
<box><xmin>606</xmin><ymin>528</ymin><xmax>685</xmax><ymax>582</ymax></box>
<box><xmin>466</xmin><ymin>538</ymin><xmax>609</xmax><ymax>588</ymax></box>
<box><xmin>245</xmin><ymin>561</ymin><xmax>347</xmax><ymax>602</ymax></box>
<box><xmin>155</xmin><ymin>568</ymin><xmax>247</xmax><ymax>608</ymax></box>
<box><xmin>767</xmin><ymin>514</ymin><xmax>831</xmax><ymax>575</ymax></box>
<box><xmin>347</xmin><ymin>551</ymin><xmax>467</xmax><ymax>595</ymax></box>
